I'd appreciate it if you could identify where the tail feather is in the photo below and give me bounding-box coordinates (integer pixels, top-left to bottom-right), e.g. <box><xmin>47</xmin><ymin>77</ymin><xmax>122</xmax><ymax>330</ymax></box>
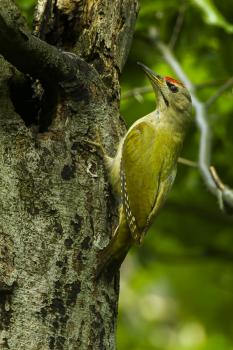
<box><xmin>96</xmin><ymin>214</ymin><xmax>133</xmax><ymax>279</ymax></box>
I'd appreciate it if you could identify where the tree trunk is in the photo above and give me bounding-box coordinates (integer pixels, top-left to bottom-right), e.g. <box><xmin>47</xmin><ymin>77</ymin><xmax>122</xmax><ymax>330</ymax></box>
<box><xmin>0</xmin><ymin>0</ymin><xmax>138</xmax><ymax>349</ymax></box>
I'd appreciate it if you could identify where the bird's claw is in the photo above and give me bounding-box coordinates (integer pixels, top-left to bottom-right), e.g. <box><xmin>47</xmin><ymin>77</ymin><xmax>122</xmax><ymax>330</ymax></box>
<box><xmin>84</xmin><ymin>128</ymin><xmax>106</xmax><ymax>156</ymax></box>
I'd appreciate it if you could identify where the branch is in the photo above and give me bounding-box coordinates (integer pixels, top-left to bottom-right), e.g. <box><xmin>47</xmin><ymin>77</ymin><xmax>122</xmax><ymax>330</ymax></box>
<box><xmin>121</xmin><ymin>85</ymin><xmax>152</xmax><ymax>100</ymax></box>
<box><xmin>0</xmin><ymin>0</ymin><xmax>95</xmax><ymax>89</ymax></box>
<box><xmin>209</xmin><ymin>166</ymin><xmax>233</xmax><ymax>214</ymax></box>
<box><xmin>196</xmin><ymin>78</ymin><xmax>229</xmax><ymax>90</ymax></box>
<box><xmin>178</xmin><ymin>157</ymin><xmax>197</xmax><ymax>168</ymax></box>
<box><xmin>146</xmin><ymin>28</ymin><xmax>233</xmax><ymax>213</ymax></box>
<box><xmin>169</xmin><ymin>1</ymin><xmax>187</xmax><ymax>50</ymax></box>
<box><xmin>206</xmin><ymin>77</ymin><xmax>233</xmax><ymax>108</ymax></box>
<box><xmin>122</xmin><ymin>79</ymin><xmax>230</xmax><ymax>101</ymax></box>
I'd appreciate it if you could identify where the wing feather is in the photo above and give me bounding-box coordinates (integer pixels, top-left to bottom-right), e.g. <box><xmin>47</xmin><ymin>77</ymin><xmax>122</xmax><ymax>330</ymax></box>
<box><xmin>121</xmin><ymin>121</ymin><xmax>162</xmax><ymax>240</ymax></box>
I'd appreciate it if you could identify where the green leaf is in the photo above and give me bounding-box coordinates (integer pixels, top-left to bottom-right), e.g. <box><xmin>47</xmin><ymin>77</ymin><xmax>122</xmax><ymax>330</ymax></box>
<box><xmin>191</xmin><ymin>0</ymin><xmax>233</xmax><ymax>33</ymax></box>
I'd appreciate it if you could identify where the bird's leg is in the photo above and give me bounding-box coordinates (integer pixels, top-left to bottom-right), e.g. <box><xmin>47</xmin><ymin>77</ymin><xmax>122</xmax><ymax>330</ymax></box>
<box><xmin>84</xmin><ymin>129</ymin><xmax>114</xmax><ymax>167</ymax></box>
<box><xmin>84</xmin><ymin>128</ymin><xmax>106</xmax><ymax>155</ymax></box>
<box><xmin>85</xmin><ymin>129</ymin><xmax>120</xmax><ymax>187</ymax></box>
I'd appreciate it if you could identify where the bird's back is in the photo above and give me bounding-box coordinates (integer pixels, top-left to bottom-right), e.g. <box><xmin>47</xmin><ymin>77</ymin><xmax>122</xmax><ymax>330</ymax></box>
<box><xmin>121</xmin><ymin>115</ymin><xmax>183</xmax><ymax>241</ymax></box>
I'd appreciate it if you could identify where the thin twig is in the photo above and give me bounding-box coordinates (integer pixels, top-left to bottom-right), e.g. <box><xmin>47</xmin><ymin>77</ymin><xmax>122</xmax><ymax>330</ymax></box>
<box><xmin>196</xmin><ymin>78</ymin><xmax>227</xmax><ymax>90</ymax></box>
<box><xmin>178</xmin><ymin>157</ymin><xmax>197</xmax><ymax>168</ymax></box>
<box><xmin>169</xmin><ymin>1</ymin><xmax>187</xmax><ymax>50</ymax></box>
<box><xmin>121</xmin><ymin>86</ymin><xmax>152</xmax><ymax>100</ymax></box>
<box><xmin>121</xmin><ymin>79</ymin><xmax>229</xmax><ymax>101</ymax></box>
<box><xmin>209</xmin><ymin>166</ymin><xmax>225</xmax><ymax>191</ymax></box>
<box><xmin>206</xmin><ymin>77</ymin><xmax>233</xmax><ymax>108</ymax></box>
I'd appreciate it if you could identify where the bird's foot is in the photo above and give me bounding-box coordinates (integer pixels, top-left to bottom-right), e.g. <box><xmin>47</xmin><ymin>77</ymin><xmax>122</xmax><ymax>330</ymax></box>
<box><xmin>84</xmin><ymin>129</ymin><xmax>107</xmax><ymax>157</ymax></box>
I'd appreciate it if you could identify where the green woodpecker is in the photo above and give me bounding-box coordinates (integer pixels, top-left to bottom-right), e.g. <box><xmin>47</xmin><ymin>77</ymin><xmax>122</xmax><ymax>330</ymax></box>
<box><xmin>97</xmin><ymin>63</ymin><xmax>192</xmax><ymax>276</ymax></box>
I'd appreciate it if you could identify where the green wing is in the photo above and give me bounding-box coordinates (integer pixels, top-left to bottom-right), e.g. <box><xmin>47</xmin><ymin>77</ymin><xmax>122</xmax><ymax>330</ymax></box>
<box><xmin>121</xmin><ymin>121</ymin><xmax>160</xmax><ymax>241</ymax></box>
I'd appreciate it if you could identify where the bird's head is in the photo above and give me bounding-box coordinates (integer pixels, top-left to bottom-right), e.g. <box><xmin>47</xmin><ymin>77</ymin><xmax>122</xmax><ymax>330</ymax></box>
<box><xmin>138</xmin><ymin>62</ymin><xmax>192</xmax><ymax>124</ymax></box>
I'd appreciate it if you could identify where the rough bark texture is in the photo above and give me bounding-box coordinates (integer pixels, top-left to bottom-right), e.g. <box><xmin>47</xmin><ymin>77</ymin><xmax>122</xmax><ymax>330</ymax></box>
<box><xmin>0</xmin><ymin>0</ymin><xmax>138</xmax><ymax>349</ymax></box>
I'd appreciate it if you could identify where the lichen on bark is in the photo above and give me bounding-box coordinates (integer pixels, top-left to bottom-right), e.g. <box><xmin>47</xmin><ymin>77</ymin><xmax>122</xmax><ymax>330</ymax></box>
<box><xmin>0</xmin><ymin>0</ymin><xmax>138</xmax><ymax>349</ymax></box>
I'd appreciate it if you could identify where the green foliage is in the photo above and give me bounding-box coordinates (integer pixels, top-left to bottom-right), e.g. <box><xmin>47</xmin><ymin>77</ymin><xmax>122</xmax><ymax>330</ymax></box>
<box><xmin>119</xmin><ymin>0</ymin><xmax>233</xmax><ymax>349</ymax></box>
<box><xmin>191</xmin><ymin>0</ymin><xmax>233</xmax><ymax>33</ymax></box>
<box><xmin>16</xmin><ymin>0</ymin><xmax>36</xmax><ymax>26</ymax></box>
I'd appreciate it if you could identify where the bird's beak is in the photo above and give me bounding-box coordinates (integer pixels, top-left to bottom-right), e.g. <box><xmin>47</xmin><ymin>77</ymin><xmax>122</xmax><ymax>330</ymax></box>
<box><xmin>137</xmin><ymin>62</ymin><xmax>163</xmax><ymax>89</ymax></box>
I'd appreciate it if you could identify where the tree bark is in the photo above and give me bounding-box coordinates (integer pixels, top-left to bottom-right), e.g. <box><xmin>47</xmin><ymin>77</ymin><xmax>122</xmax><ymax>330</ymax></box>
<box><xmin>0</xmin><ymin>0</ymin><xmax>138</xmax><ymax>349</ymax></box>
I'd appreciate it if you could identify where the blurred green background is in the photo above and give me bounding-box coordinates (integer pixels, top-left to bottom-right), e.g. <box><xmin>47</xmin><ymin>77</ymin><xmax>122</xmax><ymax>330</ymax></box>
<box><xmin>119</xmin><ymin>1</ymin><xmax>233</xmax><ymax>349</ymax></box>
<box><xmin>16</xmin><ymin>0</ymin><xmax>233</xmax><ymax>349</ymax></box>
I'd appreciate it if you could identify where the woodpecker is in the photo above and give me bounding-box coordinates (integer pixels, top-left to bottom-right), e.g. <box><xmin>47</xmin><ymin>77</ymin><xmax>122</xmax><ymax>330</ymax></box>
<box><xmin>96</xmin><ymin>63</ymin><xmax>192</xmax><ymax>276</ymax></box>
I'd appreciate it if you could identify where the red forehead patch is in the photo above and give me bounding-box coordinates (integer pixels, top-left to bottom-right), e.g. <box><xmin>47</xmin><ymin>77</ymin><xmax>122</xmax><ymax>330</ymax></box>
<box><xmin>165</xmin><ymin>76</ymin><xmax>185</xmax><ymax>87</ymax></box>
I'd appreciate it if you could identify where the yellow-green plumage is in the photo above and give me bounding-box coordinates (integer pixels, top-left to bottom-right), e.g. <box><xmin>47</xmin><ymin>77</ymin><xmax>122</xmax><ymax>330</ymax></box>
<box><xmin>121</xmin><ymin>120</ymin><xmax>182</xmax><ymax>243</ymax></box>
<box><xmin>97</xmin><ymin>64</ymin><xmax>192</xmax><ymax>276</ymax></box>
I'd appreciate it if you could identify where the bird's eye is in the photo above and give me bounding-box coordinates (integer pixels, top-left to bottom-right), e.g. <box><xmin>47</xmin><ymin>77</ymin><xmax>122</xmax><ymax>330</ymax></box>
<box><xmin>166</xmin><ymin>81</ymin><xmax>179</xmax><ymax>93</ymax></box>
